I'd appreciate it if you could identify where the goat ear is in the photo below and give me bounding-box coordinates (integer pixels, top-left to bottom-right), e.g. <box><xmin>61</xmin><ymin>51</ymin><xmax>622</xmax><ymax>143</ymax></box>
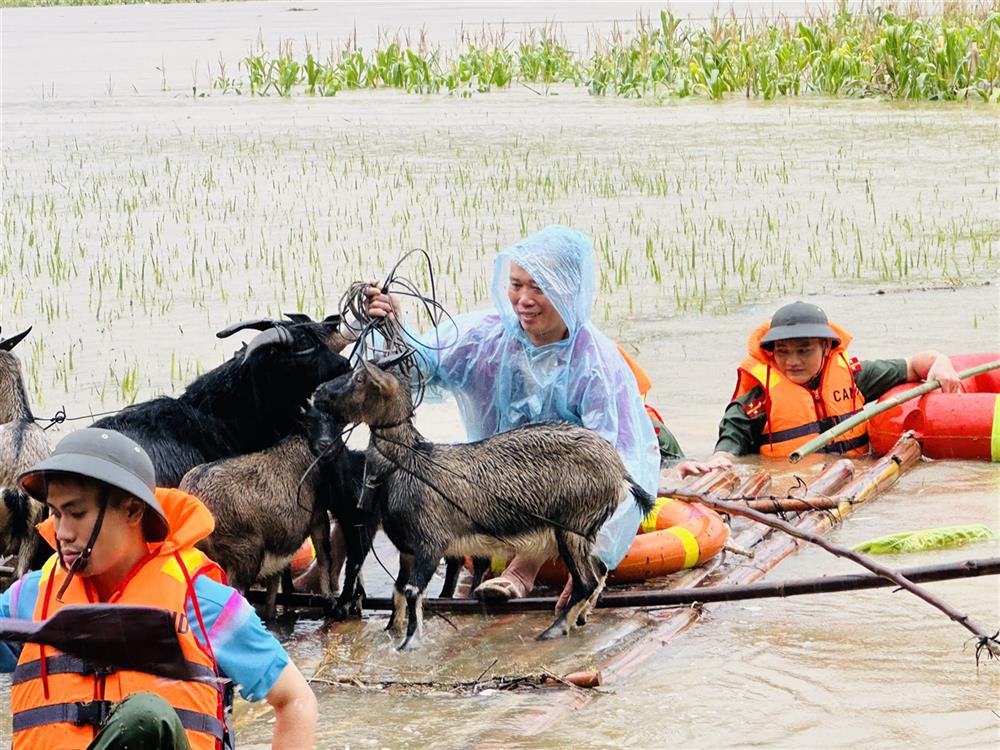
<box><xmin>283</xmin><ymin>312</ymin><xmax>313</xmax><ymax>324</ymax></box>
<box><xmin>360</xmin><ymin>359</ymin><xmax>396</xmax><ymax>394</ymax></box>
<box><xmin>216</xmin><ymin>319</ymin><xmax>277</xmax><ymax>339</ymax></box>
<box><xmin>374</xmin><ymin>350</ymin><xmax>410</xmax><ymax>372</ymax></box>
<box><xmin>322</xmin><ymin>313</ymin><xmax>342</xmax><ymax>325</ymax></box>
<box><xmin>0</xmin><ymin>326</ymin><xmax>31</xmax><ymax>352</ymax></box>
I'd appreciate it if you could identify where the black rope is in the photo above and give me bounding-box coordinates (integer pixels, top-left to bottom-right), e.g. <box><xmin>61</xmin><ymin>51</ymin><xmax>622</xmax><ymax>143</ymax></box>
<box><xmin>339</xmin><ymin>248</ymin><xmax>460</xmax><ymax>410</ymax></box>
<box><xmin>35</xmin><ymin>406</ymin><xmax>122</xmax><ymax>431</ymax></box>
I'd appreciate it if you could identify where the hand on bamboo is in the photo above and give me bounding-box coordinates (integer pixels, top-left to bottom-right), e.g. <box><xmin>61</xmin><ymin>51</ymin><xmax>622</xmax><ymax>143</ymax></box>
<box><xmin>671</xmin><ymin>452</ymin><xmax>734</xmax><ymax>480</ymax></box>
<box><xmin>926</xmin><ymin>354</ymin><xmax>962</xmax><ymax>393</ymax></box>
<box><xmin>364</xmin><ymin>283</ymin><xmax>403</xmax><ymax>322</ymax></box>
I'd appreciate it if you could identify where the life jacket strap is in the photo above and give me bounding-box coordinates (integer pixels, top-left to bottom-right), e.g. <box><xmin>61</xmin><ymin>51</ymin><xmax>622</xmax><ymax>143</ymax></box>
<box><xmin>764</xmin><ymin>410</ymin><xmax>863</xmax><ymax>445</ymax></box>
<box><xmin>820</xmin><ymin>433</ymin><xmax>870</xmax><ymax>455</ymax></box>
<box><xmin>13</xmin><ymin>701</ymin><xmax>225</xmax><ymax>739</ymax></box>
<box><xmin>13</xmin><ymin>700</ymin><xmax>114</xmax><ymax>731</ymax></box>
<box><xmin>13</xmin><ymin>654</ymin><xmax>217</xmax><ymax>686</ymax></box>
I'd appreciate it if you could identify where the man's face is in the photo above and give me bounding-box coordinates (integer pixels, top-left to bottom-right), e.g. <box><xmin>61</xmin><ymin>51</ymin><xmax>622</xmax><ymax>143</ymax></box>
<box><xmin>771</xmin><ymin>338</ymin><xmax>831</xmax><ymax>385</ymax></box>
<box><xmin>507</xmin><ymin>263</ymin><xmax>568</xmax><ymax>346</ymax></box>
<box><xmin>47</xmin><ymin>479</ymin><xmax>141</xmax><ymax>577</ymax></box>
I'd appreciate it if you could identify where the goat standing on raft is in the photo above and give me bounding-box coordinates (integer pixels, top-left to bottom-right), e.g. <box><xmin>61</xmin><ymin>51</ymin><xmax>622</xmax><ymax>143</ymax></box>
<box><xmin>313</xmin><ymin>356</ymin><xmax>655</xmax><ymax>649</ymax></box>
<box><xmin>183</xmin><ymin>406</ymin><xmax>337</xmax><ymax>619</ymax></box>
<box><xmin>181</xmin><ymin>405</ymin><xmax>377</xmax><ymax>621</ymax></box>
<box><xmin>0</xmin><ymin>327</ymin><xmax>51</xmax><ymax>583</ymax></box>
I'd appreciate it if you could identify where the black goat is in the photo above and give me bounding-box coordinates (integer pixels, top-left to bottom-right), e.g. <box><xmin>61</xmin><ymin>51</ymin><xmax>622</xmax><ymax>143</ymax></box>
<box><xmin>95</xmin><ymin>314</ymin><xmax>351</xmax><ymax>487</ymax></box>
<box><xmin>0</xmin><ymin>327</ymin><xmax>50</xmax><ymax>583</ymax></box>
<box><xmin>313</xmin><ymin>357</ymin><xmax>655</xmax><ymax>649</ymax></box>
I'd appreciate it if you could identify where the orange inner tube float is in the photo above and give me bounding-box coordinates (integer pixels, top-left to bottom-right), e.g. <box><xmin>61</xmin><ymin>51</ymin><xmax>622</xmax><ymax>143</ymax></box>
<box><xmin>290</xmin><ymin>537</ymin><xmax>316</xmax><ymax>576</ymax></box>
<box><xmin>536</xmin><ymin>495</ymin><xmax>730</xmax><ymax>587</ymax></box>
<box><xmin>869</xmin><ymin>353</ymin><xmax>1000</xmax><ymax>462</ymax></box>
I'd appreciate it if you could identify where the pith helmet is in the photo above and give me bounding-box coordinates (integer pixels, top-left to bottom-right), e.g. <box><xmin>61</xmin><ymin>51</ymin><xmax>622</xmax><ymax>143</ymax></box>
<box><xmin>759</xmin><ymin>301</ymin><xmax>840</xmax><ymax>352</ymax></box>
<box><xmin>19</xmin><ymin>428</ymin><xmax>169</xmax><ymax>542</ymax></box>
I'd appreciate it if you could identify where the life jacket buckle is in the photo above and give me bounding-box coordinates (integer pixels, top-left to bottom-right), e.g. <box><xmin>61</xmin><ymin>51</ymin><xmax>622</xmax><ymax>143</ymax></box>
<box><xmin>84</xmin><ymin>661</ymin><xmax>118</xmax><ymax>677</ymax></box>
<box><xmin>74</xmin><ymin>699</ymin><xmax>112</xmax><ymax>727</ymax></box>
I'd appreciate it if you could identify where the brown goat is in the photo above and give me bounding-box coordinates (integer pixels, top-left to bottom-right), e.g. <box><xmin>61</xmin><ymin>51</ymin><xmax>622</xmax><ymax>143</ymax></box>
<box><xmin>181</xmin><ymin>407</ymin><xmax>338</xmax><ymax>621</ymax></box>
<box><xmin>313</xmin><ymin>357</ymin><xmax>655</xmax><ymax>649</ymax></box>
<box><xmin>0</xmin><ymin>328</ymin><xmax>50</xmax><ymax>584</ymax></box>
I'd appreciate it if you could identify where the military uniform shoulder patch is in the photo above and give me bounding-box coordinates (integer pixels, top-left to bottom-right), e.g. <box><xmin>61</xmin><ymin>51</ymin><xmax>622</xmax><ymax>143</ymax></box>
<box><xmin>743</xmin><ymin>397</ymin><xmax>766</xmax><ymax>418</ymax></box>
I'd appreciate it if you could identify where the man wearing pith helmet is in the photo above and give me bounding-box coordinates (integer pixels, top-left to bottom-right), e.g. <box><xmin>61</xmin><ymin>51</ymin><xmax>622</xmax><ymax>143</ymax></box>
<box><xmin>677</xmin><ymin>301</ymin><xmax>961</xmax><ymax>476</ymax></box>
<box><xmin>0</xmin><ymin>428</ymin><xmax>317</xmax><ymax>750</ymax></box>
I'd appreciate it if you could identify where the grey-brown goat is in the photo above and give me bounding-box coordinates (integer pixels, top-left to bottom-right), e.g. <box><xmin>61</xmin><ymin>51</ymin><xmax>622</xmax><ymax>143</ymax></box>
<box><xmin>181</xmin><ymin>406</ymin><xmax>338</xmax><ymax>620</ymax></box>
<box><xmin>0</xmin><ymin>327</ymin><xmax>50</xmax><ymax>584</ymax></box>
<box><xmin>313</xmin><ymin>357</ymin><xmax>655</xmax><ymax>649</ymax></box>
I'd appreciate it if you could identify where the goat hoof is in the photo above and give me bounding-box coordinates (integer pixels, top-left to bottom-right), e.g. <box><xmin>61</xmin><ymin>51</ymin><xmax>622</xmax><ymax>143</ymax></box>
<box><xmin>536</xmin><ymin>623</ymin><xmax>569</xmax><ymax>641</ymax></box>
<box><xmin>397</xmin><ymin>634</ymin><xmax>420</xmax><ymax>651</ymax></box>
<box><xmin>576</xmin><ymin>613</ymin><xmax>588</xmax><ymax>627</ymax></box>
<box><xmin>330</xmin><ymin>604</ymin><xmax>349</xmax><ymax>622</ymax></box>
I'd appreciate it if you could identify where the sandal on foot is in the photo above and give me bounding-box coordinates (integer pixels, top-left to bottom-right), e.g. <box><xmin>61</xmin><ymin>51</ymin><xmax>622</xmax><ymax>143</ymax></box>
<box><xmin>474</xmin><ymin>575</ymin><xmax>529</xmax><ymax>602</ymax></box>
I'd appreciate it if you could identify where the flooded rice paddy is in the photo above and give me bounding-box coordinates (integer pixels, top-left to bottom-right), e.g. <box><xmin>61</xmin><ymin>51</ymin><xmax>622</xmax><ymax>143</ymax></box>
<box><xmin>2</xmin><ymin>2</ymin><xmax>999</xmax><ymax>747</ymax></box>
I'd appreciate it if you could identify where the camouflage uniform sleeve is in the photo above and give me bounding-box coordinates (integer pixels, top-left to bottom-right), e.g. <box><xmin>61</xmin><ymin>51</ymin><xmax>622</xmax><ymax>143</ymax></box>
<box><xmin>713</xmin><ymin>385</ymin><xmax>768</xmax><ymax>456</ymax></box>
<box><xmin>648</xmin><ymin>414</ymin><xmax>685</xmax><ymax>463</ymax></box>
<box><xmin>854</xmin><ymin>359</ymin><xmax>909</xmax><ymax>402</ymax></box>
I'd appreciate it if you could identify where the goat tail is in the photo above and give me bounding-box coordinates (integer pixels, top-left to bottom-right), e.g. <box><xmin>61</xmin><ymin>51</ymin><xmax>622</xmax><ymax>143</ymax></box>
<box><xmin>626</xmin><ymin>477</ymin><xmax>656</xmax><ymax>516</ymax></box>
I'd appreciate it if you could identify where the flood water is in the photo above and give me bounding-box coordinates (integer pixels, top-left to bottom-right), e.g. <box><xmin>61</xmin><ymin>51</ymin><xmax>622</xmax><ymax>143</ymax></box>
<box><xmin>2</xmin><ymin>2</ymin><xmax>999</xmax><ymax>748</ymax></box>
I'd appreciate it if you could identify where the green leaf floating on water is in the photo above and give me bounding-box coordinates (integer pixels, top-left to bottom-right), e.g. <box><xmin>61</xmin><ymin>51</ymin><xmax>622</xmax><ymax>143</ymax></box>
<box><xmin>853</xmin><ymin>525</ymin><xmax>996</xmax><ymax>554</ymax></box>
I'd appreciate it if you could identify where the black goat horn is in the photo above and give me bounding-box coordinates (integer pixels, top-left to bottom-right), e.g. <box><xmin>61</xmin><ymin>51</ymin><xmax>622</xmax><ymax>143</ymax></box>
<box><xmin>283</xmin><ymin>313</ymin><xmax>313</xmax><ymax>324</ymax></box>
<box><xmin>241</xmin><ymin>327</ymin><xmax>293</xmax><ymax>363</ymax></box>
<box><xmin>216</xmin><ymin>319</ymin><xmax>277</xmax><ymax>339</ymax></box>
<box><xmin>0</xmin><ymin>326</ymin><xmax>31</xmax><ymax>352</ymax></box>
<box><xmin>374</xmin><ymin>350</ymin><xmax>411</xmax><ymax>371</ymax></box>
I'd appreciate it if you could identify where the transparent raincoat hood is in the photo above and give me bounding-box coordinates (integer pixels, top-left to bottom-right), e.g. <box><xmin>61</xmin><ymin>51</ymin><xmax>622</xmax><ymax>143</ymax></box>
<box><xmin>414</xmin><ymin>225</ymin><xmax>659</xmax><ymax>569</ymax></box>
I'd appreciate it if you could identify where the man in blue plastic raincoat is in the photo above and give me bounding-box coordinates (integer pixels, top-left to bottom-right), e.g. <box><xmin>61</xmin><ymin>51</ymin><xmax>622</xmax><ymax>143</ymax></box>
<box><xmin>365</xmin><ymin>225</ymin><xmax>660</xmax><ymax>600</ymax></box>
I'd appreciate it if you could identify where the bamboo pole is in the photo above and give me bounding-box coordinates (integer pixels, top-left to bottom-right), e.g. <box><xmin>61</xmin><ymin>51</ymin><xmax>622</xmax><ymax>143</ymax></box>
<box><xmin>734</xmin><ymin>469</ymin><xmax>772</xmax><ymax>498</ymax></box>
<box><xmin>789</xmin><ymin>358</ymin><xmax>1000</xmax><ymax>463</ymax></box>
<box><xmin>243</xmin><ymin>557</ymin><xmax>1000</xmax><ymax>613</ymax></box>
<box><xmin>838</xmin><ymin>433</ymin><xmax>922</xmax><ymax>503</ymax></box>
<box><xmin>804</xmin><ymin>458</ymin><xmax>855</xmax><ymax>497</ymax></box>
<box><xmin>663</xmin><ymin>488</ymin><xmax>1000</xmax><ymax>661</ymax></box>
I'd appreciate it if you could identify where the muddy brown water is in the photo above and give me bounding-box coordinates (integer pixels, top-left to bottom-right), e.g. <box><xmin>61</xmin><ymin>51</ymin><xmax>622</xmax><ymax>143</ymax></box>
<box><xmin>2</xmin><ymin>3</ymin><xmax>999</xmax><ymax>748</ymax></box>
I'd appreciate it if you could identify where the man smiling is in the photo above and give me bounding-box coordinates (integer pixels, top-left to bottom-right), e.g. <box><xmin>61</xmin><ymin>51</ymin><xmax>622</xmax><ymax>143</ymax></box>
<box><xmin>676</xmin><ymin>300</ymin><xmax>961</xmax><ymax>475</ymax></box>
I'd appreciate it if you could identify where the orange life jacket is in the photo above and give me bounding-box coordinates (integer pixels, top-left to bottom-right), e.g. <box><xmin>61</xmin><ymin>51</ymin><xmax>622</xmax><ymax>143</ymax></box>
<box><xmin>732</xmin><ymin>321</ymin><xmax>869</xmax><ymax>458</ymax></box>
<box><xmin>12</xmin><ymin>488</ymin><xmax>229</xmax><ymax>750</ymax></box>
<box><xmin>615</xmin><ymin>344</ymin><xmax>668</xmax><ymax>426</ymax></box>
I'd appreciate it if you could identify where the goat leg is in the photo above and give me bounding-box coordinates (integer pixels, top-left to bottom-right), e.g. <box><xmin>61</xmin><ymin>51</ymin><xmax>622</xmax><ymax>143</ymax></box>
<box><xmin>438</xmin><ymin>557</ymin><xmax>462</xmax><ymax>599</ymax></box>
<box><xmin>538</xmin><ymin>533</ymin><xmax>600</xmax><ymax>640</ymax></box>
<box><xmin>469</xmin><ymin>556</ymin><xmax>490</xmax><ymax>592</ymax></box>
<box><xmin>439</xmin><ymin>555</ymin><xmax>492</xmax><ymax>599</ymax></box>
<box><xmin>309</xmin><ymin>516</ymin><xmax>335</xmax><ymax>603</ymax></box>
<box><xmin>398</xmin><ymin>551</ymin><xmax>439</xmax><ymax>651</ymax></box>
<box><xmin>576</xmin><ymin>558</ymin><xmax>608</xmax><ymax>627</ymax></box>
<box><xmin>386</xmin><ymin>554</ymin><xmax>412</xmax><ymax>635</ymax></box>
<box><xmin>262</xmin><ymin>574</ymin><xmax>281</xmax><ymax>622</ymax></box>
<box><xmin>333</xmin><ymin>521</ymin><xmax>374</xmax><ymax>621</ymax></box>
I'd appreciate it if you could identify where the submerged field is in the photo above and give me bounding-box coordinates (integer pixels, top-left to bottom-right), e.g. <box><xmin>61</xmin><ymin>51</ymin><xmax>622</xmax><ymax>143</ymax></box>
<box><xmin>3</xmin><ymin>91</ymin><xmax>998</xmax><ymax>416</ymax></box>
<box><xmin>2</xmin><ymin>2</ymin><xmax>999</xmax><ymax>747</ymax></box>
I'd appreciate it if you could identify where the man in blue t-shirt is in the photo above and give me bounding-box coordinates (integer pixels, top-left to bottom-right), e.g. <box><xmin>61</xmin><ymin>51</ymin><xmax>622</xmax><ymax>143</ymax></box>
<box><xmin>1</xmin><ymin>428</ymin><xmax>317</xmax><ymax>750</ymax></box>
